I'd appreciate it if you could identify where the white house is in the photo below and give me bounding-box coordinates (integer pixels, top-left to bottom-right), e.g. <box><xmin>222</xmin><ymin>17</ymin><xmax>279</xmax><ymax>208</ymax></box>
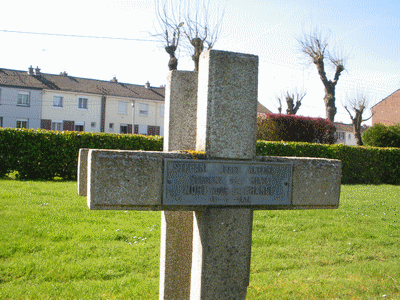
<box><xmin>0</xmin><ymin>67</ymin><xmax>46</xmax><ymax>129</ymax></box>
<box><xmin>0</xmin><ymin>67</ymin><xmax>165</xmax><ymax>135</ymax></box>
<box><xmin>334</xmin><ymin>122</ymin><xmax>369</xmax><ymax>146</ymax></box>
<box><xmin>1</xmin><ymin>66</ymin><xmax>271</xmax><ymax>136</ymax></box>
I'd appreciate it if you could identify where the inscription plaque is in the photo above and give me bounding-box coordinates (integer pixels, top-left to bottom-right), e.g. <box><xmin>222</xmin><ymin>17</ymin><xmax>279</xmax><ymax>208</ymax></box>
<box><xmin>163</xmin><ymin>159</ymin><xmax>292</xmax><ymax>206</ymax></box>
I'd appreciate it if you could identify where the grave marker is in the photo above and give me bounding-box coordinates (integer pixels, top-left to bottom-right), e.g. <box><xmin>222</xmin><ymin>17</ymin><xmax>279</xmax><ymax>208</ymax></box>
<box><xmin>78</xmin><ymin>49</ymin><xmax>341</xmax><ymax>299</ymax></box>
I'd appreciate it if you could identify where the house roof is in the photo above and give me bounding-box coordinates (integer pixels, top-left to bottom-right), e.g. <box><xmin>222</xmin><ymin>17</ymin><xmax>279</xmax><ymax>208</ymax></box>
<box><xmin>371</xmin><ymin>89</ymin><xmax>400</xmax><ymax>108</ymax></box>
<box><xmin>0</xmin><ymin>68</ymin><xmax>49</xmax><ymax>89</ymax></box>
<box><xmin>1</xmin><ymin>67</ymin><xmax>272</xmax><ymax>112</ymax></box>
<box><xmin>0</xmin><ymin>67</ymin><xmax>165</xmax><ymax>101</ymax></box>
<box><xmin>334</xmin><ymin>122</ymin><xmax>369</xmax><ymax>133</ymax></box>
<box><xmin>257</xmin><ymin>102</ymin><xmax>272</xmax><ymax>114</ymax></box>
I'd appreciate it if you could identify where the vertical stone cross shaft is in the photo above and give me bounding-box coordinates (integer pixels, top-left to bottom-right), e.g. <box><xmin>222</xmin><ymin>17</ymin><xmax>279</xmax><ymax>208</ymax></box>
<box><xmin>191</xmin><ymin>50</ymin><xmax>258</xmax><ymax>299</ymax></box>
<box><xmin>161</xmin><ymin>50</ymin><xmax>258</xmax><ymax>300</ymax></box>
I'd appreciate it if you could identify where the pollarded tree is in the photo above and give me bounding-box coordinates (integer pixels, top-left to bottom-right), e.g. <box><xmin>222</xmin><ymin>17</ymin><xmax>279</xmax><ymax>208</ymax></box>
<box><xmin>298</xmin><ymin>29</ymin><xmax>347</xmax><ymax>122</ymax></box>
<box><xmin>154</xmin><ymin>0</ymin><xmax>224</xmax><ymax>72</ymax></box>
<box><xmin>154</xmin><ymin>0</ymin><xmax>184</xmax><ymax>70</ymax></box>
<box><xmin>183</xmin><ymin>0</ymin><xmax>224</xmax><ymax>71</ymax></box>
<box><xmin>276</xmin><ymin>89</ymin><xmax>306</xmax><ymax>115</ymax></box>
<box><xmin>344</xmin><ymin>94</ymin><xmax>373</xmax><ymax>146</ymax></box>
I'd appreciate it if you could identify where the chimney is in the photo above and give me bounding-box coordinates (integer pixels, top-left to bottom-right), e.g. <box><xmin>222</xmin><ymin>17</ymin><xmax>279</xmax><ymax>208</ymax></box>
<box><xmin>28</xmin><ymin>65</ymin><xmax>34</xmax><ymax>75</ymax></box>
<box><xmin>145</xmin><ymin>81</ymin><xmax>150</xmax><ymax>89</ymax></box>
<box><xmin>111</xmin><ymin>76</ymin><xmax>118</xmax><ymax>83</ymax></box>
<box><xmin>34</xmin><ymin>66</ymin><xmax>41</xmax><ymax>76</ymax></box>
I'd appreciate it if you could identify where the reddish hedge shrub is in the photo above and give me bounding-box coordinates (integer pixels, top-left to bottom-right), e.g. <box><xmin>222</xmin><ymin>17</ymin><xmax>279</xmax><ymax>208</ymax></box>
<box><xmin>257</xmin><ymin>113</ymin><xmax>336</xmax><ymax>144</ymax></box>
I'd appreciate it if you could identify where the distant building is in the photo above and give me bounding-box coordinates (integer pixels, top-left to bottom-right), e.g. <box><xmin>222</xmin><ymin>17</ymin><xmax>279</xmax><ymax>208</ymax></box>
<box><xmin>0</xmin><ymin>66</ymin><xmax>271</xmax><ymax>135</ymax></box>
<box><xmin>372</xmin><ymin>89</ymin><xmax>400</xmax><ymax>126</ymax></box>
<box><xmin>0</xmin><ymin>67</ymin><xmax>165</xmax><ymax>135</ymax></box>
<box><xmin>0</xmin><ymin>67</ymin><xmax>46</xmax><ymax>129</ymax></box>
<box><xmin>334</xmin><ymin>122</ymin><xmax>369</xmax><ymax>146</ymax></box>
<box><xmin>257</xmin><ymin>102</ymin><xmax>272</xmax><ymax>114</ymax></box>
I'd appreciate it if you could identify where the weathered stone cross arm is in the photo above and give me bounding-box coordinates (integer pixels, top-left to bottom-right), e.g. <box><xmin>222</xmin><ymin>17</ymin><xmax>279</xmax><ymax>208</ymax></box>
<box><xmin>78</xmin><ymin>148</ymin><xmax>341</xmax><ymax>211</ymax></box>
<box><xmin>77</xmin><ymin>49</ymin><xmax>342</xmax><ymax>300</ymax></box>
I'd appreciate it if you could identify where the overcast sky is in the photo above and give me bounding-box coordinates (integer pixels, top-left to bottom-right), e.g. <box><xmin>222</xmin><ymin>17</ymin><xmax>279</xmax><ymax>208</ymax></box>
<box><xmin>1</xmin><ymin>0</ymin><xmax>399</xmax><ymax>125</ymax></box>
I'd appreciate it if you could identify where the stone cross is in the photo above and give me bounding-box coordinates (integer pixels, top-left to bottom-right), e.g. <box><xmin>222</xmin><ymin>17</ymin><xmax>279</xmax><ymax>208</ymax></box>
<box><xmin>78</xmin><ymin>50</ymin><xmax>341</xmax><ymax>299</ymax></box>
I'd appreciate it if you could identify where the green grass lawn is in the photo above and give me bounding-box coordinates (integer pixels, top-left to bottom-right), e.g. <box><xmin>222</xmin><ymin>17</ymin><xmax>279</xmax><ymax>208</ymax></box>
<box><xmin>0</xmin><ymin>177</ymin><xmax>399</xmax><ymax>299</ymax></box>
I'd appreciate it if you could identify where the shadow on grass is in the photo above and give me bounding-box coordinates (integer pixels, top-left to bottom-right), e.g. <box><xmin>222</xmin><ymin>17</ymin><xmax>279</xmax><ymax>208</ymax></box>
<box><xmin>1</xmin><ymin>171</ymin><xmax>75</xmax><ymax>182</ymax></box>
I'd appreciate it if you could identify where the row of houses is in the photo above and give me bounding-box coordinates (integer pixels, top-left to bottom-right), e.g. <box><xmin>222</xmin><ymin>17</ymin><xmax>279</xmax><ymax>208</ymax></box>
<box><xmin>1</xmin><ymin>65</ymin><xmax>398</xmax><ymax>145</ymax></box>
<box><xmin>0</xmin><ymin>66</ymin><xmax>277</xmax><ymax>137</ymax></box>
<box><xmin>0</xmin><ymin>66</ymin><xmax>165</xmax><ymax>135</ymax></box>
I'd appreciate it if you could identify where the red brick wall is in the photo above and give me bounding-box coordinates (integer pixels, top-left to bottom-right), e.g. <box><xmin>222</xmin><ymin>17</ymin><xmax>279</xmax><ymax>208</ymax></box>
<box><xmin>372</xmin><ymin>90</ymin><xmax>400</xmax><ymax>126</ymax></box>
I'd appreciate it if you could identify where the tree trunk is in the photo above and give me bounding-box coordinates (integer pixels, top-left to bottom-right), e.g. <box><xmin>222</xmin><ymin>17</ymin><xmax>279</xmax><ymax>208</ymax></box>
<box><xmin>168</xmin><ymin>56</ymin><xmax>178</xmax><ymax>71</ymax></box>
<box><xmin>354</xmin><ymin>130</ymin><xmax>363</xmax><ymax>146</ymax></box>
<box><xmin>345</xmin><ymin>106</ymin><xmax>366</xmax><ymax>146</ymax></box>
<box><xmin>324</xmin><ymin>86</ymin><xmax>337</xmax><ymax>122</ymax></box>
<box><xmin>191</xmin><ymin>38</ymin><xmax>204</xmax><ymax>72</ymax></box>
<box><xmin>353</xmin><ymin>111</ymin><xmax>363</xmax><ymax>146</ymax></box>
<box><xmin>286</xmin><ymin>98</ymin><xmax>301</xmax><ymax>115</ymax></box>
<box><xmin>166</xmin><ymin>46</ymin><xmax>178</xmax><ymax>71</ymax></box>
<box><xmin>192</xmin><ymin>54</ymin><xmax>200</xmax><ymax>72</ymax></box>
<box><xmin>314</xmin><ymin>58</ymin><xmax>342</xmax><ymax>122</ymax></box>
<box><xmin>325</xmin><ymin>97</ymin><xmax>337</xmax><ymax>122</ymax></box>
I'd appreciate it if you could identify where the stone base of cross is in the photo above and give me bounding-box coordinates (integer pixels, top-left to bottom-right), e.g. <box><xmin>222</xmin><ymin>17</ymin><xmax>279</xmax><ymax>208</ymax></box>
<box><xmin>78</xmin><ymin>50</ymin><xmax>341</xmax><ymax>300</ymax></box>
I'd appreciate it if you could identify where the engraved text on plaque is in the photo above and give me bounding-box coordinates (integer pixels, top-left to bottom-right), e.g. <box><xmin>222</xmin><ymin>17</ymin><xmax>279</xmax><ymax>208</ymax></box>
<box><xmin>163</xmin><ymin>159</ymin><xmax>292</xmax><ymax>206</ymax></box>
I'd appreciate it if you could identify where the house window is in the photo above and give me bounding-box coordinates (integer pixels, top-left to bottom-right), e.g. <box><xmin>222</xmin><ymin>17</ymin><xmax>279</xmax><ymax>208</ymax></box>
<box><xmin>78</xmin><ymin>98</ymin><xmax>88</xmax><ymax>109</ymax></box>
<box><xmin>160</xmin><ymin>104</ymin><xmax>165</xmax><ymax>117</ymax></box>
<box><xmin>51</xmin><ymin>121</ymin><xmax>62</xmax><ymax>131</ymax></box>
<box><xmin>53</xmin><ymin>95</ymin><xmax>63</xmax><ymax>108</ymax></box>
<box><xmin>16</xmin><ymin>119</ymin><xmax>28</xmax><ymax>128</ymax></box>
<box><xmin>148</xmin><ymin>126</ymin><xmax>161</xmax><ymax>136</ymax></box>
<box><xmin>75</xmin><ymin>122</ymin><xmax>85</xmax><ymax>132</ymax></box>
<box><xmin>109</xmin><ymin>123</ymin><xmax>114</xmax><ymax>130</ymax></box>
<box><xmin>0</xmin><ymin>89</ymin><xmax>2</xmax><ymax>104</ymax></box>
<box><xmin>120</xmin><ymin>124</ymin><xmax>128</xmax><ymax>134</ymax></box>
<box><xmin>139</xmin><ymin>103</ymin><xmax>148</xmax><ymax>116</ymax></box>
<box><xmin>335</xmin><ymin>132</ymin><xmax>345</xmax><ymax>140</ymax></box>
<box><xmin>91</xmin><ymin>122</ymin><xmax>96</xmax><ymax>129</ymax></box>
<box><xmin>0</xmin><ymin>117</ymin><xmax>3</xmax><ymax>127</ymax></box>
<box><xmin>118</xmin><ymin>101</ymin><xmax>127</xmax><ymax>114</ymax></box>
<box><xmin>17</xmin><ymin>92</ymin><xmax>30</xmax><ymax>106</ymax></box>
<box><xmin>138</xmin><ymin>125</ymin><xmax>148</xmax><ymax>135</ymax></box>
<box><xmin>348</xmin><ymin>134</ymin><xmax>352</xmax><ymax>140</ymax></box>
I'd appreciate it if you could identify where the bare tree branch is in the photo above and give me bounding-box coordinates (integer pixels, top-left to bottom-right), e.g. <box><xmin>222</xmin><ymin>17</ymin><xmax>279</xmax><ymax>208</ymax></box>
<box><xmin>276</xmin><ymin>88</ymin><xmax>306</xmax><ymax>115</ymax></box>
<box><xmin>275</xmin><ymin>95</ymin><xmax>282</xmax><ymax>114</ymax></box>
<box><xmin>154</xmin><ymin>0</ymin><xmax>185</xmax><ymax>70</ymax></box>
<box><xmin>153</xmin><ymin>0</ymin><xmax>224</xmax><ymax>72</ymax></box>
<box><xmin>297</xmin><ymin>28</ymin><xmax>347</xmax><ymax>122</ymax></box>
<box><xmin>344</xmin><ymin>94</ymin><xmax>374</xmax><ymax>145</ymax></box>
<box><xmin>183</xmin><ymin>0</ymin><xmax>224</xmax><ymax>71</ymax></box>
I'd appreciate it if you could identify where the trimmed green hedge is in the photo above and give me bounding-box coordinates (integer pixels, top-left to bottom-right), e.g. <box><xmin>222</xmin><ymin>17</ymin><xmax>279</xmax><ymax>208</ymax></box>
<box><xmin>256</xmin><ymin>141</ymin><xmax>400</xmax><ymax>185</ymax></box>
<box><xmin>0</xmin><ymin>128</ymin><xmax>162</xmax><ymax>180</ymax></box>
<box><xmin>1</xmin><ymin>128</ymin><xmax>399</xmax><ymax>184</ymax></box>
<box><xmin>362</xmin><ymin>123</ymin><xmax>400</xmax><ymax>147</ymax></box>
